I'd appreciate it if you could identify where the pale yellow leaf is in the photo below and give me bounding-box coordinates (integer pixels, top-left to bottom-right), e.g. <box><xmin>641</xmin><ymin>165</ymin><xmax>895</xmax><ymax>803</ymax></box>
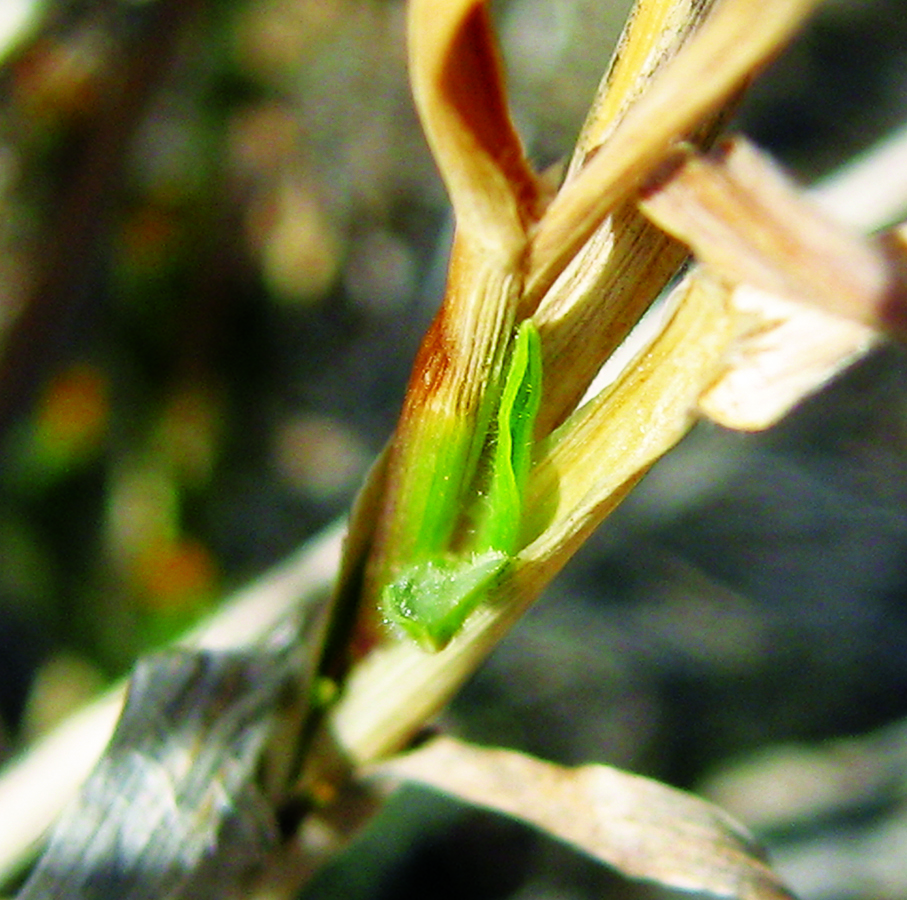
<box><xmin>528</xmin><ymin>0</ymin><xmax>823</xmax><ymax>304</ymax></box>
<box><xmin>523</xmin><ymin>273</ymin><xmax>738</xmax><ymax>562</ymax></box>
<box><xmin>567</xmin><ymin>0</ymin><xmax>715</xmax><ymax>179</ymax></box>
<box><xmin>371</xmin><ymin>735</ymin><xmax>795</xmax><ymax>900</ymax></box>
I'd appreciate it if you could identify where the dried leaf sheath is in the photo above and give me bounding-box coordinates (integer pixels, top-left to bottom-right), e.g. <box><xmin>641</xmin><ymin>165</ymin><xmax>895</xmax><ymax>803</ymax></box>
<box><xmin>530</xmin><ymin>205</ymin><xmax>689</xmax><ymax>436</ymax></box>
<box><xmin>331</xmin><ymin>277</ymin><xmax>741</xmax><ymax>766</ymax></box>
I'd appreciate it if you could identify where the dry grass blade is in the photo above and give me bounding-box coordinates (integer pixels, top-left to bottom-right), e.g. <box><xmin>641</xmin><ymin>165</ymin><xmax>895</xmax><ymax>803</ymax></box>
<box><xmin>567</xmin><ymin>0</ymin><xmax>714</xmax><ymax>178</ymax></box>
<box><xmin>639</xmin><ymin>137</ymin><xmax>905</xmax><ymax>332</ymax></box>
<box><xmin>371</xmin><ymin>736</ymin><xmax>796</xmax><ymax>900</ymax></box>
<box><xmin>526</xmin><ymin>0</ymin><xmax>722</xmax><ymax>433</ymax></box>
<box><xmin>637</xmin><ymin>134</ymin><xmax>907</xmax><ymax>430</ymax></box>
<box><xmin>527</xmin><ymin>0</ymin><xmax>822</xmax><ymax>305</ymax></box>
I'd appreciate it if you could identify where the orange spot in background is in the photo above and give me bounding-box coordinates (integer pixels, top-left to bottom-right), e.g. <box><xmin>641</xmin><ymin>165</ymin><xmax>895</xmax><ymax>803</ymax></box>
<box><xmin>14</xmin><ymin>34</ymin><xmax>105</xmax><ymax>123</ymax></box>
<box><xmin>119</xmin><ymin>206</ymin><xmax>180</xmax><ymax>271</ymax></box>
<box><xmin>37</xmin><ymin>362</ymin><xmax>109</xmax><ymax>453</ymax></box>
<box><xmin>134</xmin><ymin>537</ymin><xmax>217</xmax><ymax>612</ymax></box>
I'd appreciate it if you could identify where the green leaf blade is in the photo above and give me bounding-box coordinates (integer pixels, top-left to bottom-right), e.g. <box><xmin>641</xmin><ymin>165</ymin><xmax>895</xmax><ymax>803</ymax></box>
<box><xmin>474</xmin><ymin>318</ymin><xmax>543</xmax><ymax>554</ymax></box>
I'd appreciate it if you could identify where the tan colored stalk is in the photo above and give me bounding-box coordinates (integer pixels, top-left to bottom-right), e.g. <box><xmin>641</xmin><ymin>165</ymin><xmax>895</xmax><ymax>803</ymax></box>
<box><xmin>566</xmin><ymin>0</ymin><xmax>713</xmax><ymax>177</ymax></box>
<box><xmin>326</xmin><ymin>0</ymin><xmax>829</xmax><ymax>774</ymax></box>
<box><xmin>529</xmin><ymin>0</ymin><xmax>718</xmax><ymax>433</ymax></box>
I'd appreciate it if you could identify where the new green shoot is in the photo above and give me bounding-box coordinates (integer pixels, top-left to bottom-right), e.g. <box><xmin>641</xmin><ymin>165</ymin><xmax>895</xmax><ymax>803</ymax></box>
<box><xmin>382</xmin><ymin>320</ymin><xmax>542</xmax><ymax>650</ymax></box>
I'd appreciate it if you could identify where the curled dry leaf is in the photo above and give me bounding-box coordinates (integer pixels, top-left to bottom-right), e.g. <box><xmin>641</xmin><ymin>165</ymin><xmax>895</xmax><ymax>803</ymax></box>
<box><xmin>370</xmin><ymin>735</ymin><xmax>796</xmax><ymax>900</ymax></box>
<box><xmin>407</xmin><ymin>0</ymin><xmax>541</xmax><ymax>256</ymax></box>
<box><xmin>637</xmin><ymin>134</ymin><xmax>907</xmax><ymax>429</ymax></box>
<box><xmin>0</xmin><ymin>525</ymin><xmax>345</xmax><ymax>884</ymax></box>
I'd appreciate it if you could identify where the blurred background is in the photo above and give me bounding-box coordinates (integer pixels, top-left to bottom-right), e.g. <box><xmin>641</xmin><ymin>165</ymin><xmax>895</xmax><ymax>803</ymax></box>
<box><xmin>1</xmin><ymin>1</ymin><xmax>907</xmax><ymax>898</ymax></box>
